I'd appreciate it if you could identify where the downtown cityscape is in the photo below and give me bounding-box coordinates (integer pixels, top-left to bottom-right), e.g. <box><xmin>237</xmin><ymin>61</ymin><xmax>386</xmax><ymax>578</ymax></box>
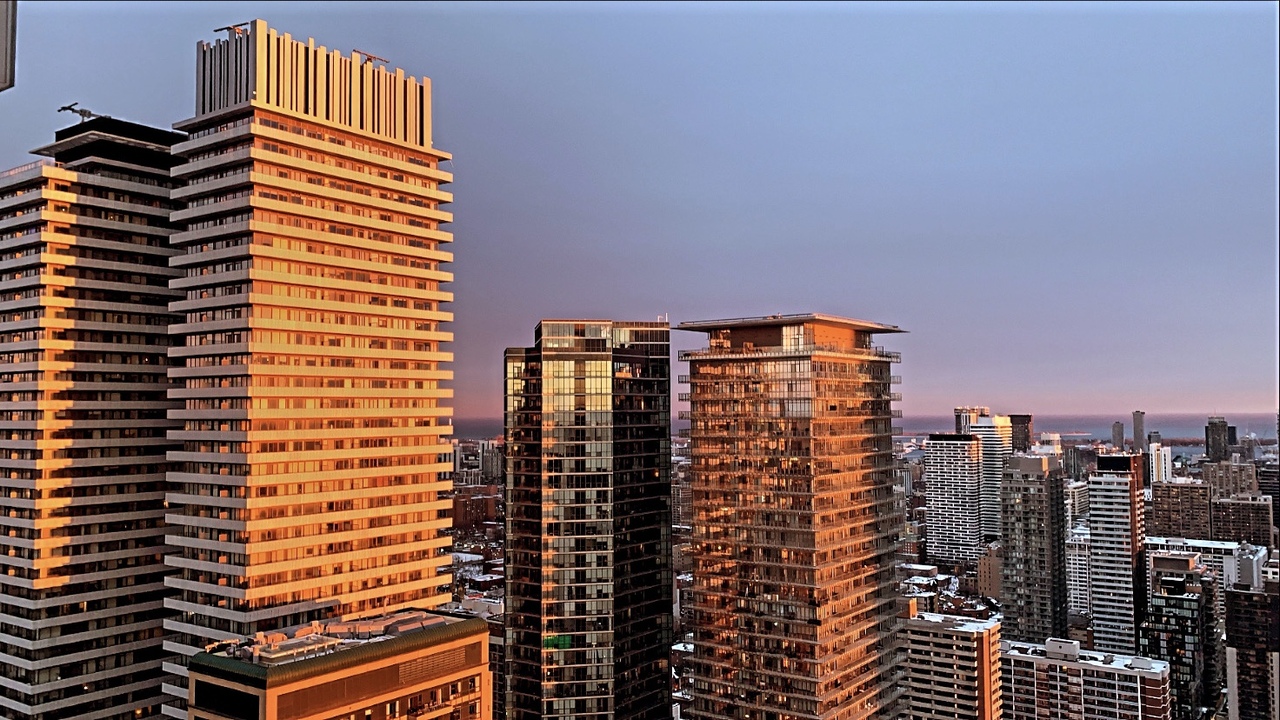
<box><xmin>0</xmin><ymin>4</ymin><xmax>1277</xmax><ymax>720</ymax></box>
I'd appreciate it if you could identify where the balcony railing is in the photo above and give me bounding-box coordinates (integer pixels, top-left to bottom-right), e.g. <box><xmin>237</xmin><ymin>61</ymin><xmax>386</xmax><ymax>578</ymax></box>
<box><xmin>679</xmin><ymin>343</ymin><xmax>901</xmax><ymax>363</ymax></box>
<box><xmin>0</xmin><ymin>159</ymin><xmax>54</xmax><ymax>180</ymax></box>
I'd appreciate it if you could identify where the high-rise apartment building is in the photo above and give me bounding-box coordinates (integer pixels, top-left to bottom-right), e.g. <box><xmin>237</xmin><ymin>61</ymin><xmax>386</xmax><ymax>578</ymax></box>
<box><xmin>1146</xmin><ymin>537</ymin><xmax>1251</xmax><ymax>629</ymax></box>
<box><xmin>1205</xmin><ymin>418</ymin><xmax>1237</xmax><ymax>464</ymax></box>
<box><xmin>1002</xmin><ymin>638</ymin><xmax>1172</xmax><ymax>720</ymax></box>
<box><xmin>1258</xmin><ymin>461</ymin><xmax>1279</xmax><ymax>536</ymax></box>
<box><xmin>680</xmin><ymin>313</ymin><xmax>904</xmax><ymax>720</ymax></box>
<box><xmin>162</xmin><ymin>20</ymin><xmax>456</xmax><ymax>713</ymax></box>
<box><xmin>1001</xmin><ymin>454</ymin><xmax>1068</xmax><ymax>643</ymax></box>
<box><xmin>924</xmin><ymin>433</ymin><xmax>983</xmax><ymax>566</ymax></box>
<box><xmin>1211</xmin><ymin>494</ymin><xmax>1275</xmax><ymax>548</ymax></box>
<box><xmin>954</xmin><ymin>406</ymin><xmax>989</xmax><ymax>434</ymax></box>
<box><xmin>1202</xmin><ymin>458</ymin><xmax>1259</xmax><ymax>499</ymax></box>
<box><xmin>1150</xmin><ymin>443</ymin><xmax>1173</xmax><ymax>485</ymax></box>
<box><xmin>1134</xmin><ymin>411</ymin><xmax>1146</xmax><ymax>454</ymax></box>
<box><xmin>1065</xmin><ymin>479</ymin><xmax>1089</xmax><ymax>526</ymax></box>
<box><xmin>901</xmin><ymin>612</ymin><xmax>1001</xmax><ymax>720</ymax></box>
<box><xmin>1224</xmin><ymin>546</ymin><xmax>1279</xmax><ymax>720</ymax></box>
<box><xmin>1089</xmin><ymin>453</ymin><xmax>1146</xmax><ymax>654</ymax></box>
<box><xmin>1</xmin><ymin>119</ymin><xmax>184</xmax><ymax>720</ymax></box>
<box><xmin>1009</xmin><ymin>413</ymin><xmax>1033</xmax><ymax>453</ymax></box>
<box><xmin>1139</xmin><ymin>552</ymin><xmax>1221</xmax><ymax>720</ymax></box>
<box><xmin>1067</xmin><ymin>525</ymin><xmax>1092</xmax><ymax>615</ymax></box>
<box><xmin>1150</xmin><ymin>478</ymin><xmax>1212</xmax><ymax>540</ymax></box>
<box><xmin>1114</xmin><ymin>421</ymin><xmax>1126</xmax><ymax>450</ymax></box>
<box><xmin>971</xmin><ymin>414</ymin><xmax>1012</xmax><ymax>542</ymax></box>
<box><xmin>504</xmin><ymin>320</ymin><xmax>672</xmax><ymax>720</ymax></box>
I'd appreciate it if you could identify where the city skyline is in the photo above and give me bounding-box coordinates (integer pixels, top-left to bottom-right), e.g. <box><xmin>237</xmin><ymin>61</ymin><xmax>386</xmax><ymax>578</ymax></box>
<box><xmin>1</xmin><ymin>2</ymin><xmax>1276</xmax><ymax>419</ymax></box>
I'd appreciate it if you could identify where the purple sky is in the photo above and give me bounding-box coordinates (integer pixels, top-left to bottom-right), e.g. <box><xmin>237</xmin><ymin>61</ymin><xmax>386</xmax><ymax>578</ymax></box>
<box><xmin>2</xmin><ymin>2</ymin><xmax>1275</xmax><ymax>418</ymax></box>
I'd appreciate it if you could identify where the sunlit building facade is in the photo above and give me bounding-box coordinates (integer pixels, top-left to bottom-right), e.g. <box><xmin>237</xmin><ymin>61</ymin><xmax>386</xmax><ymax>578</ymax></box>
<box><xmin>162</xmin><ymin>20</ymin><xmax>455</xmax><ymax>714</ymax></box>
<box><xmin>0</xmin><ymin>119</ymin><xmax>183</xmax><ymax>720</ymax></box>
<box><xmin>503</xmin><ymin>320</ymin><xmax>672</xmax><ymax>720</ymax></box>
<box><xmin>680</xmin><ymin>313</ymin><xmax>904</xmax><ymax>720</ymax></box>
<box><xmin>1089</xmin><ymin>454</ymin><xmax>1147</xmax><ymax>654</ymax></box>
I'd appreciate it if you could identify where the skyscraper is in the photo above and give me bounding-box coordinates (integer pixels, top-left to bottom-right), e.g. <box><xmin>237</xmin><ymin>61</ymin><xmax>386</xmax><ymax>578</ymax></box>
<box><xmin>680</xmin><ymin>313</ymin><xmax>904</xmax><ymax>720</ymax></box>
<box><xmin>1089</xmin><ymin>453</ymin><xmax>1147</xmax><ymax>654</ymax></box>
<box><xmin>1224</xmin><ymin>546</ymin><xmax>1279</xmax><ymax>720</ymax></box>
<box><xmin>1149</xmin><ymin>442</ymin><xmax>1173</xmax><ymax>485</ymax></box>
<box><xmin>954</xmin><ymin>406</ymin><xmax>989</xmax><ymax>434</ymax></box>
<box><xmin>1205</xmin><ymin>417</ymin><xmax>1236</xmax><ymax>463</ymax></box>
<box><xmin>1066</xmin><ymin>525</ymin><xmax>1093</xmax><ymax>616</ymax></box>
<box><xmin>971</xmin><ymin>414</ymin><xmax>1012</xmax><ymax>542</ymax></box>
<box><xmin>1009</xmin><ymin>413</ymin><xmax>1034</xmax><ymax>453</ymax></box>
<box><xmin>0</xmin><ymin>119</ymin><xmax>183</xmax><ymax>720</ymax></box>
<box><xmin>902</xmin><ymin>612</ymin><xmax>1002</xmax><ymax>720</ymax></box>
<box><xmin>924</xmin><ymin>433</ymin><xmax>984</xmax><ymax>566</ymax></box>
<box><xmin>163</xmin><ymin>20</ymin><xmax>455</xmax><ymax>712</ymax></box>
<box><xmin>1139</xmin><ymin>552</ymin><xmax>1221</xmax><ymax>720</ymax></box>
<box><xmin>1133</xmin><ymin>410</ymin><xmax>1146</xmax><ymax>453</ymax></box>
<box><xmin>1113</xmin><ymin>421</ymin><xmax>1126</xmax><ymax>450</ymax></box>
<box><xmin>1001</xmin><ymin>455</ymin><xmax>1068</xmax><ymax>643</ymax></box>
<box><xmin>504</xmin><ymin>320</ymin><xmax>672</xmax><ymax>720</ymax></box>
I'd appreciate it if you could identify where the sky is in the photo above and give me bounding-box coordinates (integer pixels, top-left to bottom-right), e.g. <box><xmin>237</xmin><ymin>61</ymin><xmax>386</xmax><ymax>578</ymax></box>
<box><xmin>1</xmin><ymin>1</ymin><xmax>1275</xmax><ymax>418</ymax></box>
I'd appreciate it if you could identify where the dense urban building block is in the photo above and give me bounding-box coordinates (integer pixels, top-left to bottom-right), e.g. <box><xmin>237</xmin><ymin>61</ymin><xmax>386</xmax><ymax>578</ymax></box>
<box><xmin>924</xmin><ymin>433</ymin><xmax>984</xmax><ymax>566</ymax></box>
<box><xmin>0</xmin><ymin>118</ymin><xmax>184</xmax><ymax>720</ymax></box>
<box><xmin>187</xmin><ymin>611</ymin><xmax>491</xmax><ymax>720</ymax></box>
<box><xmin>1150</xmin><ymin>478</ymin><xmax>1212</xmax><ymax>540</ymax></box>
<box><xmin>1211</xmin><ymin>494</ymin><xmax>1275</xmax><ymax>548</ymax></box>
<box><xmin>681</xmin><ymin>314</ymin><xmax>904</xmax><ymax>720</ymax></box>
<box><xmin>1139</xmin><ymin>552</ymin><xmax>1222</xmax><ymax>720</ymax></box>
<box><xmin>1203</xmin><ymin>458</ymin><xmax>1259</xmax><ymax>499</ymax></box>
<box><xmin>1001</xmin><ymin>454</ymin><xmax>1068</xmax><ymax>643</ymax></box>
<box><xmin>902</xmin><ymin>612</ymin><xmax>1001</xmax><ymax>720</ymax></box>
<box><xmin>1002</xmin><ymin>637</ymin><xmax>1172</xmax><ymax>720</ymax></box>
<box><xmin>504</xmin><ymin>320</ymin><xmax>672</xmax><ymax>720</ymax></box>
<box><xmin>163</xmin><ymin>20</ymin><xmax>456</xmax><ymax>712</ymax></box>
<box><xmin>1089</xmin><ymin>453</ymin><xmax>1147</xmax><ymax>654</ymax></box>
<box><xmin>1224</xmin><ymin>547</ymin><xmax>1279</xmax><ymax>720</ymax></box>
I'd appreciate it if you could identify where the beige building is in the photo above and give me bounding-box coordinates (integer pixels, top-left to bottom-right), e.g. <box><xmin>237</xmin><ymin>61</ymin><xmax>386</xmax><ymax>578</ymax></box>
<box><xmin>162</xmin><ymin>20</ymin><xmax>455</xmax><ymax>713</ymax></box>
<box><xmin>1150</xmin><ymin>478</ymin><xmax>1212</xmax><ymax>540</ymax></box>
<box><xmin>187</xmin><ymin>611</ymin><xmax>490</xmax><ymax>720</ymax></box>
<box><xmin>680</xmin><ymin>313</ymin><xmax>905</xmax><ymax>720</ymax></box>
<box><xmin>902</xmin><ymin>611</ymin><xmax>1001</xmax><ymax>720</ymax></box>
<box><xmin>1</xmin><ymin>118</ymin><xmax>184</xmax><ymax>719</ymax></box>
<box><xmin>1202</xmin><ymin>458</ymin><xmax>1258</xmax><ymax>499</ymax></box>
<box><xmin>1003</xmin><ymin>638</ymin><xmax>1172</xmax><ymax>720</ymax></box>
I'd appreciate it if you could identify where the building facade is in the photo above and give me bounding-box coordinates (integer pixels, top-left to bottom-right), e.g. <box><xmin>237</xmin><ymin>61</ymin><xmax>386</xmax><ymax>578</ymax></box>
<box><xmin>924</xmin><ymin>433</ymin><xmax>983</xmax><ymax>566</ymax></box>
<box><xmin>1066</xmin><ymin>525</ymin><xmax>1092</xmax><ymax>615</ymax></box>
<box><xmin>1224</xmin><ymin>547</ymin><xmax>1279</xmax><ymax>720</ymax></box>
<box><xmin>1139</xmin><ymin>552</ymin><xmax>1221</xmax><ymax>720</ymax></box>
<box><xmin>504</xmin><ymin>320</ymin><xmax>672</xmax><ymax>720</ymax></box>
<box><xmin>1002</xmin><ymin>638</ymin><xmax>1172</xmax><ymax>720</ymax></box>
<box><xmin>680</xmin><ymin>314</ymin><xmax>904</xmax><ymax>720</ymax></box>
<box><xmin>1009</xmin><ymin>414</ymin><xmax>1033</xmax><ymax>453</ymax></box>
<box><xmin>1000</xmin><ymin>454</ymin><xmax>1068</xmax><ymax>644</ymax></box>
<box><xmin>1089</xmin><ymin>453</ymin><xmax>1146</xmax><ymax>654</ymax></box>
<box><xmin>1202</xmin><ymin>459</ymin><xmax>1258</xmax><ymax>499</ymax></box>
<box><xmin>163</xmin><ymin>20</ymin><xmax>456</xmax><ymax>713</ymax></box>
<box><xmin>0</xmin><ymin>119</ymin><xmax>184</xmax><ymax>720</ymax></box>
<box><xmin>1133</xmin><ymin>411</ymin><xmax>1146</xmax><ymax>454</ymax></box>
<box><xmin>1211</xmin><ymin>494</ymin><xmax>1275</xmax><ymax>548</ymax></box>
<box><xmin>1205</xmin><ymin>418</ymin><xmax>1236</xmax><ymax>464</ymax></box>
<box><xmin>1150</xmin><ymin>478</ymin><xmax>1212</xmax><ymax>540</ymax></box>
<box><xmin>902</xmin><ymin>612</ymin><xmax>1001</xmax><ymax>720</ymax></box>
<box><xmin>187</xmin><ymin>611</ymin><xmax>491</xmax><ymax>720</ymax></box>
<box><xmin>970</xmin><ymin>414</ymin><xmax>1011</xmax><ymax>543</ymax></box>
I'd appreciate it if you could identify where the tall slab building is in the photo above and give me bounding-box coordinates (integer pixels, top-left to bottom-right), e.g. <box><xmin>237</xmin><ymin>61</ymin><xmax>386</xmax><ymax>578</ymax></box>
<box><xmin>1089</xmin><ymin>453</ymin><xmax>1147</xmax><ymax>654</ymax></box>
<box><xmin>0</xmin><ymin>119</ymin><xmax>184</xmax><ymax>720</ymax></box>
<box><xmin>162</xmin><ymin>20</ymin><xmax>455</xmax><ymax>715</ymax></box>
<box><xmin>680</xmin><ymin>314</ymin><xmax>904</xmax><ymax>720</ymax></box>
<box><xmin>923</xmin><ymin>433</ymin><xmax>984</xmax><ymax>566</ymax></box>
<box><xmin>1000</xmin><ymin>454</ymin><xmax>1068</xmax><ymax>644</ymax></box>
<box><xmin>503</xmin><ymin>320</ymin><xmax>672</xmax><ymax>720</ymax></box>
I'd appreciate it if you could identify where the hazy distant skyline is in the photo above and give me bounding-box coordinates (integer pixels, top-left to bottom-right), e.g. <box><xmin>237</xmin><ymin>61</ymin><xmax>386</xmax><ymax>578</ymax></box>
<box><xmin>2</xmin><ymin>1</ymin><xmax>1275</xmax><ymax>417</ymax></box>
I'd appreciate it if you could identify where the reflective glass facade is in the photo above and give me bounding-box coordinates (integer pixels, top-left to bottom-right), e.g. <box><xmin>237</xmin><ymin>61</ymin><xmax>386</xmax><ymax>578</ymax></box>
<box><xmin>504</xmin><ymin>320</ymin><xmax>671</xmax><ymax>720</ymax></box>
<box><xmin>678</xmin><ymin>314</ymin><xmax>904</xmax><ymax>720</ymax></box>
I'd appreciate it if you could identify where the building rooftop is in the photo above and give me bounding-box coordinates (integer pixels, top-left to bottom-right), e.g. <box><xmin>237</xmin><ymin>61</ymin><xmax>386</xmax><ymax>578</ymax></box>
<box><xmin>1146</xmin><ymin>536</ymin><xmax>1241</xmax><ymax>551</ymax></box>
<box><xmin>1002</xmin><ymin>638</ymin><xmax>1169</xmax><ymax>674</ymax></box>
<box><xmin>189</xmin><ymin>610</ymin><xmax>487</xmax><ymax>689</ymax></box>
<box><xmin>911</xmin><ymin>611</ymin><xmax>1000</xmax><ymax>634</ymax></box>
<box><xmin>676</xmin><ymin>313</ymin><xmax>904</xmax><ymax>334</ymax></box>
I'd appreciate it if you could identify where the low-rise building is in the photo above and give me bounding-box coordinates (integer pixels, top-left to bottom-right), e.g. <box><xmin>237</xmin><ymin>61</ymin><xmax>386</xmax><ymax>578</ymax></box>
<box><xmin>902</xmin><ymin>612</ymin><xmax>1001</xmax><ymax>720</ymax></box>
<box><xmin>1002</xmin><ymin>638</ymin><xmax>1172</xmax><ymax>720</ymax></box>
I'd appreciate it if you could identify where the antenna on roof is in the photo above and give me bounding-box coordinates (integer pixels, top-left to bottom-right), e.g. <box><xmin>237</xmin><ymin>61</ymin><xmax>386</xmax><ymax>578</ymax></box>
<box><xmin>57</xmin><ymin>103</ymin><xmax>108</xmax><ymax>123</ymax></box>
<box><xmin>354</xmin><ymin>49</ymin><xmax>389</xmax><ymax>65</ymax></box>
<box><xmin>214</xmin><ymin>22</ymin><xmax>251</xmax><ymax>37</ymax></box>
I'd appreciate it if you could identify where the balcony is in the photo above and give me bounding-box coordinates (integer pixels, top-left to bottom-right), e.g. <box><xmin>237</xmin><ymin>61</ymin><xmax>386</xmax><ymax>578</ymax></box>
<box><xmin>679</xmin><ymin>343</ymin><xmax>901</xmax><ymax>363</ymax></box>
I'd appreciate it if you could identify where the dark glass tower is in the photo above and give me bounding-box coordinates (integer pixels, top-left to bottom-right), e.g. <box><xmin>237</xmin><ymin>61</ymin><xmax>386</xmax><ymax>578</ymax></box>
<box><xmin>504</xmin><ymin>320</ymin><xmax>672</xmax><ymax>720</ymax></box>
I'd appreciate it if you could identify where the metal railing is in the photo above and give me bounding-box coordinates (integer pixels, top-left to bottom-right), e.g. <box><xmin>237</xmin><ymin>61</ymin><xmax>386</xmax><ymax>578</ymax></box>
<box><xmin>0</xmin><ymin>159</ymin><xmax>54</xmax><ymax>180</ymax></box>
